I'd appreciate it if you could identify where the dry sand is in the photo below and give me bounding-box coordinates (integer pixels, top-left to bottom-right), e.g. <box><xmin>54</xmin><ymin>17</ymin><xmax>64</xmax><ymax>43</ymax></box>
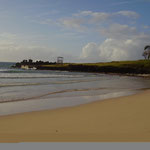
<box><xmin>0</xmin><ymin>90</ymin><xmax>150</xmax><ymax>142</ymax></box>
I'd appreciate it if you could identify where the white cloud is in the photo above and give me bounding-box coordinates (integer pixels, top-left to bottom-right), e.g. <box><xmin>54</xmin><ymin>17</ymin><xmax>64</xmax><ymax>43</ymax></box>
<box><xmin>59</xmin><ymin>10</ymin><xmax>139</xmax><ymax>32</ymax></box>
<box><xmin>89</xmin><ymin>12</ymin><xmax>110</xmax><ymax>23</ymax></box>
<box><xmin>73</xmin><ymin>11</ymin><xmax>93</xmax><ymax>16</ymax></box>
<box><xmin>80</xmin><ymin>24</ymin><xmax>150</xmax><ymax>62</ymax></box>
<box><xmin>60</xmin><ymin>17</ymin><xmax>87</xmax><ymax>31</ymax></box>
<box><xmin>74</xmin><ymin>10</ymin><xmax>138</xmax><ymax>19</ymax></box>
<box><xmin>74</xmin><ymin>11</ymin><xmax>110</xmax><ymax>23</ymax></box>
<box><xmin>100</xmin><ymin>23</ymin><xmax>137</xmax><ymax>39</ymax></box>
<box><xmin>81</xmin><ymin>42</ymin><xmax>99</xmax><ymax>60</ymax></box>
<box><xmin>115</xmin><ymin>11</ymin><xmax>139</xmax><ymax>19</ymax></box>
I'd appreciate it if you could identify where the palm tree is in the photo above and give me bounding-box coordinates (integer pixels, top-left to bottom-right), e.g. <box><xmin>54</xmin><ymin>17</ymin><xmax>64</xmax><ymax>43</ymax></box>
<box><xmin>144</xmin><ymin>45</ymin><xmax>150</xmax><ymax>50</ymax></box>
<box><xmin>143</xmin><ymin>45</ymin><xmax>150</xmax><ymax>59</ymax></box>
<box><xmin>142</xmin><ymin>51</ymin><xmax>148</xmax><ymax>59</ymax></box>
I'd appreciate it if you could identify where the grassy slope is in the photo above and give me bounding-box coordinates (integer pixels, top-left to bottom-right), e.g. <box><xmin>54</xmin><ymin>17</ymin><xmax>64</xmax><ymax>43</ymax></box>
<box><xmin>37</xmin><ymin>60</ymin><xmax>150</xmax><ymax>74</ymax></box>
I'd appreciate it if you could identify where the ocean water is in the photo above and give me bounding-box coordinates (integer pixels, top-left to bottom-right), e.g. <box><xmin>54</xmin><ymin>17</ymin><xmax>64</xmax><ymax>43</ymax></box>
<box><xmin>0</xmin><ymin>62</ymin><xmax>150</xmax><ymax>116</ymax></box>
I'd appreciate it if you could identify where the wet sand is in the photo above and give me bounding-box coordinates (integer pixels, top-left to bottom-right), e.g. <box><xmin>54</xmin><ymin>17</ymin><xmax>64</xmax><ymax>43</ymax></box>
<box><xmin>0</xmin><ymin>90</ymin><xmax>150</xmax><ymax>142</ymax></box>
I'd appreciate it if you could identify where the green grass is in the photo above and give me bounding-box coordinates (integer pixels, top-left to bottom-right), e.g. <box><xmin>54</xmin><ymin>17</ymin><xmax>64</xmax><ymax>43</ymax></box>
<box><xmin>42</xmin><ymin>60</ymin><xmax>150</xmax><ymax>68</ymax></box>
<box><xmin>42</xmin><ymin>63</ymin><xmax>70</xmax><ymax>67</ymax></box>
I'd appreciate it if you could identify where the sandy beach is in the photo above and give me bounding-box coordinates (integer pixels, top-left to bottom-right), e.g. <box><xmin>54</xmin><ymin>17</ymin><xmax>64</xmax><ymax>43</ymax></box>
<box><xmin>0</xmin><ymin>90</ymin><xmax>150</xmax><ymax>142</ymax></box>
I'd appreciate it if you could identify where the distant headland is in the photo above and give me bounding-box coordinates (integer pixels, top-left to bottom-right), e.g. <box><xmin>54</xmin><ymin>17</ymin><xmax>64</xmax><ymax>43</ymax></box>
<box><xmin>12</xmin><ymin>57</ymin><xmax>63</xmax><ymax>69</ymax></box>
<box><xmin>12</xmin><ymin>59</ymin><xmax>150</xmax><ymax>76</ymax></box>
<box><xmin>12</xmin><ymin>59</ymin><xmax>57</xmax><ymax>69</ymax></box>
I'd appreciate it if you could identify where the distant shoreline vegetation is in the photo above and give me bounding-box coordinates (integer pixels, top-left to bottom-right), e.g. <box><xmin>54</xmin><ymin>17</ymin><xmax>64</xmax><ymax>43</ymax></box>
<box><xmin>12</xmin><ymin>59</ymin><xmax>150</xmax><ymax>75</ymax></box>
<box><xmin>12</xmin><ymin>59</ymin><xmax>57</xmax><ymax>68</ymax></box>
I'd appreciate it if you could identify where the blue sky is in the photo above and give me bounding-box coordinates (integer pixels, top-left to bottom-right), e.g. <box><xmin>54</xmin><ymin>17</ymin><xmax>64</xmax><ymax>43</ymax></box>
<box><xmin>0</xmin><ymin>0</ymin><xmax>150</xmax><ymax>62</ymax></box>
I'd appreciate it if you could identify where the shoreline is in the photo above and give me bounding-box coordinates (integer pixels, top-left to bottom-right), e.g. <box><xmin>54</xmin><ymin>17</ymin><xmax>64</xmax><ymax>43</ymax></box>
<box><xmin>13</xmin><ymin>67</ymin><xmax>150</xmax><ymax>79</ymax></box>
<box><xmin>0</xmin><ymin>89</ymin><xmax>138</xmax><ymax>116</ymax></box>
<box><xmin>0</xmin><ymin>89</ymin><xmax>150</xmax><ymax>142</ymax></box>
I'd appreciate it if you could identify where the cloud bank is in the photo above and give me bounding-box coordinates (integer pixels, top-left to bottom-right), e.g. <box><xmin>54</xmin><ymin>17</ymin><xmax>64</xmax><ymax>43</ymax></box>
<box><xmin>58</xmin><ymin>10</ymin><xmax>150</xmax><ymax>62</ymax></box>
<box><xmin>60</xmin><ymin>10</ymin><xmax>139</xmax><ymax>31</ymax></box>
<box><xmin>80</xmin><ymin>24</ymin><xmax>150</xmax><ymax>62</ymax></box>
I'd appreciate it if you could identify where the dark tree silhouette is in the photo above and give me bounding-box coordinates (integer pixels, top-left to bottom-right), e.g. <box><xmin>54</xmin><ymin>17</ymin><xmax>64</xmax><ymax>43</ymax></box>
<box><xmin>142</xmin><ymin>51</ymin><xmax>148</xmax><ymax>59</ymax></box>
<box><xmin>143</xmin><ymin>45</ymin><xmax>150</xmax><ymax>59</ymax></box>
